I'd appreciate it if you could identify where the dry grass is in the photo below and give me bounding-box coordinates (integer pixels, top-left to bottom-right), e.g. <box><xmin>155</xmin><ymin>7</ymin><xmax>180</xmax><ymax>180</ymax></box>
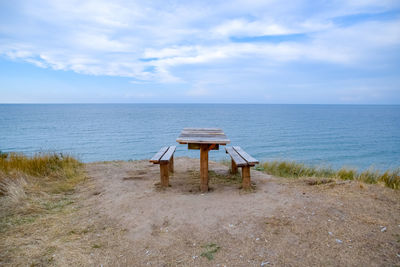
<box><xmin>258</xmin><ymin>161</ymin><xmax>400</xmax><ymax>189</ymax></box>
<box><xmin>0</xmin><ymin>151</ymin><xmax>84</xmax><ymax>195</ymax></box>
<box><xmin>0</xmin><ymin>152</ymin><xmax>86</xmax><ymax>265</ymax></box>
<box><xmin>0</xmin><ymin>151</ymin><xmax>85</xmax><ymax>225</ymax></box>
<box><xmin>0</xmin><ymin>151</ymin><xmax>81</xmax><ymax>180</ymax></box>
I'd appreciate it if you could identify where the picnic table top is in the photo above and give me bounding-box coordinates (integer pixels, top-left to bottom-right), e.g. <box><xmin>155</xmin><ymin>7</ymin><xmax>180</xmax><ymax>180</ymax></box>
<box><xmin>176</xmin><ymin>128</ymin><xmax>231</xmax><ymax>145</ymax></box>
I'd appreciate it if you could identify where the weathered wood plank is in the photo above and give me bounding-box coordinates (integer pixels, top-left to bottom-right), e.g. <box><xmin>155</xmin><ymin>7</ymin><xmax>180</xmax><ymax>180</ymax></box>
<box><xmin>233</xmin><ymin>146</ymin><xmax>259</xmax><ymax>166</ymax></box>
<box><xmin>231</xmin><ymin>160</ymin><xmax>238</xmax><ymax>174</ymax></box>
<box><xmin>183</xmin><ymin>128</ymin><xmax>223</xmax><ymax>131</ymax></box>
<box><xmin>177</xmin><ymin>136</ymin><xmax>228</xmax><ymax>140</ymax></box>
<box><xmin>179</xmin><ymin>133</ymin><xmax>226</xmax><ymax>137</ymax></box>
<box><xmin>242</xmin><ymin>166</ymin><xmax>251</xmax><ymax>189</ymax></box>
<box><xmin>150</xmin><ymin>146</ymin><xmax>169</xmax><ymax>163</ymax></box>
<box><xmin>188</xmin><ymin>143</ymin><xmax>219</xmax><ymax>150</ymax></box>
<box><xmin>177</xmin><ymin>128</ymin><xmax>230</xmax><ymax>144</ymax></box>
<box><xmin>169</xmin><ymin>156</ymin><xmax>174</xmax><ymax>173</ymax></box>
<box><xmin>188</xmin><ymin>143</ymin><xmax>201</xmax><ymax>150</ymax></box>
<box><xmin>160</xmin><ymin>146</ymin><xmax>176</xmax><ymax>163</ymax></box>
<box><xmin>176</xmin><ymin>137</ymin><xmax>230</xmax><ymax>144</ymax></box>
<box><xmin>200</xmin><ymin>144</ymin><xmax>209</xmax><ymax>192</ymax></box>
<box><xmin>160</xmin><ymin>163</ymin><xmax>169</xmax><ymax>187</ymax></box>
<box><xmin>225</xmin><ymin>147</ymin><xmax>247</xmax><ymax>166</ymax></box>
<box><xmin>179</xmin><ymin>133</ymin><xmax>227</xmax><ymax>138</ymax></box>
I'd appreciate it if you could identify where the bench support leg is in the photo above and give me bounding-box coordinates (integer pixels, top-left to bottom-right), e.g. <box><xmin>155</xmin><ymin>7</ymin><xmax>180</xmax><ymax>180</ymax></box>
<box><xmin>231</xmin><ymin>160</ymin><xmax>238</xmax><ymax>174</ymax></box>
<box><xmin>200</xmin><ymin>144</ymin><xmax>209</xmax><ymax>192</ymax></box>
<box><xmin>242</xmin><ymin>166</ymin><xmax>251</xmax><ymax>189</ymax></box>
<box><xmin>160</xmin><ymin>163</ymin><xmax>169</xmax><ymax>187</ymax></box>
<box><xmin>169</xmin><ymin>156</ymin><xmax>174</xmax><ymax>173</ymax></box>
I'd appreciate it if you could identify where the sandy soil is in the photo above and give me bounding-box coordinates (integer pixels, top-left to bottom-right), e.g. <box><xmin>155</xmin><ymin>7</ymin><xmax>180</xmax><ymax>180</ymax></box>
<box><xmin>70</xmin><ymin>157</ymin><xmax>400</xmax><ymax>267</ymax></box>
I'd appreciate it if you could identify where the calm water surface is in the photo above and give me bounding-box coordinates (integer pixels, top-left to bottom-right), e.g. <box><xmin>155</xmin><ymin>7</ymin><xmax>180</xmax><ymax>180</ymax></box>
<box><xmin>0</xmin><ymin>104</ymin><xmax>399</xmax><ymax>170</ymax></box>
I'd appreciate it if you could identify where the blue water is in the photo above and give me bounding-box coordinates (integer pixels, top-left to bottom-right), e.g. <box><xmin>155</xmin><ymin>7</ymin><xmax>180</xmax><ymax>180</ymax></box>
<box><xmin>0</xmin><ymin>104</ymin><xmax>399</xmax><ymax>170</ymax></box>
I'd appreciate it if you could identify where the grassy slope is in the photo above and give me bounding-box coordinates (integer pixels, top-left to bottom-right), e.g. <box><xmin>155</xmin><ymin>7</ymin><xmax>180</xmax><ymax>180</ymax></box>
<box><xmin>0</xmin><ymin>152</ymin><xmax>86</xmax><ymax>265</ymax></box>
<box><xmin>256</xmin><ymin>161</ymin><xmax>400</xmax><ymax>189</ymax></box>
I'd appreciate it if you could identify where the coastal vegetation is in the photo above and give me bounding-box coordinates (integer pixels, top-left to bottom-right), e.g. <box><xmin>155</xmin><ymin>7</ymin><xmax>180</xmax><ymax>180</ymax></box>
<box><xmin>0</xmin><ymin>152</ymin><xmax>85</xmax><ymax>265</ymax></box>
<box><xmin>0</xmin><ymin>151</ymin><xmax>84</xmax><ymax>194</ymax></box>
<box><xmin>257</xmin><ymin>161</ymin><xmax>400</xmax><ymax>189</ymax></box>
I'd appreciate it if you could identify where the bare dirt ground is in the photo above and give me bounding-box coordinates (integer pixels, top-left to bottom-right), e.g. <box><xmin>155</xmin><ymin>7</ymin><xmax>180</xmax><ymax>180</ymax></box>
<box><xmin>2</xmin><ymin>157</ymin><xmax>399</xmax><ymax>266</ymax></box>
<box><xmin>81</xmin><ymin>157</ymin><xmax>400</xmax><ymax>266</ymax></box>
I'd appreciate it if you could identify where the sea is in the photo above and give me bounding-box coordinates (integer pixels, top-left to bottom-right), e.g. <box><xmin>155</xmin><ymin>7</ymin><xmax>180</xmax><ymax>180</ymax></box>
<box><xmin>0</xmin><ymin>104</ymin><xmax>399</xmax><ymax>170</ymax></box>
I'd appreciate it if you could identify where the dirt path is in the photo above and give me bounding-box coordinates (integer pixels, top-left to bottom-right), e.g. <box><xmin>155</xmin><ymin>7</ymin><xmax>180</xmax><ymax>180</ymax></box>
<box><xmin>79</xmin><ymin>157</ymin><xmax>400</xmax><ymax>266</ymax></box>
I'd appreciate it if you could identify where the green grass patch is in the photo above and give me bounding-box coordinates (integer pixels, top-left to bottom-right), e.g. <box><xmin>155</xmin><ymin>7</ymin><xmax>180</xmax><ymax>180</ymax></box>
<box><xmin>0</xmin><ymin>214</ymin><xmax>38</xmax><ymax>232</ymax></box>
<box><xmin>259</xmin><ymin>161</ymin><xmax>400</xmax><ymax>189</ymax></box>
<box><xmin>200</xmin><ymin>243</ymin><xmax>220</xmax><ymax>260</ymax></box>
<box><xmin>42</xmin><ymin>198</ymin><xmax>74</xmax><ymax>212</ymax></box>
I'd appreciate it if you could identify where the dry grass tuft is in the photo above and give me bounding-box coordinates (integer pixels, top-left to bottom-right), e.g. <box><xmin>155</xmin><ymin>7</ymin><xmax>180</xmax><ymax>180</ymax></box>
<box><xmin>0</xmin><ymin>151</ymin><xmax>85</xmax><ymax>262</ymax></box>
<box><xmin>0</xmin><ymin>151</ymin><xmax>81</xmax><ymax>180</ymax></box>
<box><xmin>0</xmin><ymin>152</ymin><xmax>84</xmax><ymax>196</ymax></box>
<box><xmin>259</xmin><ymin>160</ymin><xmax>400</xmax><ymax>189</ymax></box>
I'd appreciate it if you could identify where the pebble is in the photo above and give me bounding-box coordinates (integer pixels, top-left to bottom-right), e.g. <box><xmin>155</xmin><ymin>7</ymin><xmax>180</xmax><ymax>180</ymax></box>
<box><xmin>261</xmin><ymin>261</ymin><xmax>270</xmax><ymax>266</ymax></box>
<box><xmin>256</xmin><ymin>238</ymin><xmax>260</xmax><ymax>241</ymax></box>
<box><xmin>336</xmin><ymin>239</ymin><xmax>343</xmax><ymax>244</ymax></box>
<box><xmin>229</xmin><ymin>224</ymin><xmax>234</xmax><ymax>227</ymax></box>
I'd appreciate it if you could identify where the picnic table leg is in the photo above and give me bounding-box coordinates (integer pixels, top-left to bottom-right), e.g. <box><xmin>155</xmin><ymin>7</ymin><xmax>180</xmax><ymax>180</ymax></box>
<box><xmin>242</xmin><ymin>166</ymin><xmax>251</xmax><ymax>189</ymax></box>
<box><xmin>231</xmin><ymin>160</ymin><xmax>238</xmax><ymax>174</ymax></box>
<box><xmin>200</xmin><ymin>144</ymin><xmax>209</xmax><ymax>192</ymax></box>
<box><xmin>160</xmin><ymin>163</ymin><xmax>169</xmax><ymax>187</ymax></box>
<box><xmin>169</xmin><ymin>156</ymin><xmax>174</xmax><ymax>173</ymax></box>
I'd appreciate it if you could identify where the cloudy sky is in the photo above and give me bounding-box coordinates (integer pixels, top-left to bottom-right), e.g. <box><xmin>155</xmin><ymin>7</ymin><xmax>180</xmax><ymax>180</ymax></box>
<box><xmin>0</xmin><ymin>0</ymin><xmax>399</xmax><ymax>103</ymax></box>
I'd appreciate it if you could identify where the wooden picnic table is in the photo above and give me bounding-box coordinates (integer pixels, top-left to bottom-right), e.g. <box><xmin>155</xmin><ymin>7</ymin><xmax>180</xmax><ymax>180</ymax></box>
<box><xmin>176</xmin><ymin>128</ymin><xmax>230</xmax><ymax>192</ymax></box>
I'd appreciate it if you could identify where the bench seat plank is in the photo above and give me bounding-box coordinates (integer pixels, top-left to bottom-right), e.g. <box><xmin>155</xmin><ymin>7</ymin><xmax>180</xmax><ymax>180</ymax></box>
<box><xmin>150</xmin><ymin>146</ymin><xmax>169</xmax><ymax>163</ymax></box>
<box><xmin>226</xmin><ymin>147</ymin><xmax>247</xmax><ymax>167</ymax></box>
<box><xmin>233</xmin><ymin>146</ymin><xmax>259</xmax><ymax>166</ymax></box>
<box><xmin>160</xmin><ymin>146</ymin><xmax>176</xmax><ymax>163</ymax></box>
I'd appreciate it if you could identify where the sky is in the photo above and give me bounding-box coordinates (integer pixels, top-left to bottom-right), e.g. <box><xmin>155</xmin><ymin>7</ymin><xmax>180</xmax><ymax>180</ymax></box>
<box><xmin>0</xmin><ymin>0</ymin><xmax>400</xmax><ymax>104</ymax></box>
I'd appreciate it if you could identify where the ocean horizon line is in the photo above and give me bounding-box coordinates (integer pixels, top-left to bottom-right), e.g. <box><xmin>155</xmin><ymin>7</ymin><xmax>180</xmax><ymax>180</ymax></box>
<box><xmin>1</xmin><ymin>103</ymin><xmax>399</xmax><ymax>106</ymax></box>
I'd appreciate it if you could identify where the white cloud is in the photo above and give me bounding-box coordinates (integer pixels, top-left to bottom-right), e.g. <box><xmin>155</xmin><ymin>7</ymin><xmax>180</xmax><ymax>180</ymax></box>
<box><xmin>0</xmin><ymin>0</ymin><xmax>399</xmax><ymax>87</ymax></box>
<box><xmin>212</xmin><ymin>19</ymin><xmax>292</xmax><ymax>37</ymax></box>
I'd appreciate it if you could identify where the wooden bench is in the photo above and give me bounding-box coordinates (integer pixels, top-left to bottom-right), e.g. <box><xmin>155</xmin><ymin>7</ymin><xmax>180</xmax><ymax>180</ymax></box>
<box><xmin>225</xmin><ymin>146</ymin><xmax>259</xmax><ymax>189</ymax></box>
<box><xmin>149</xmin><ymin>146</ymin><xmax>176</xmax><ymax>187</ymax></box>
